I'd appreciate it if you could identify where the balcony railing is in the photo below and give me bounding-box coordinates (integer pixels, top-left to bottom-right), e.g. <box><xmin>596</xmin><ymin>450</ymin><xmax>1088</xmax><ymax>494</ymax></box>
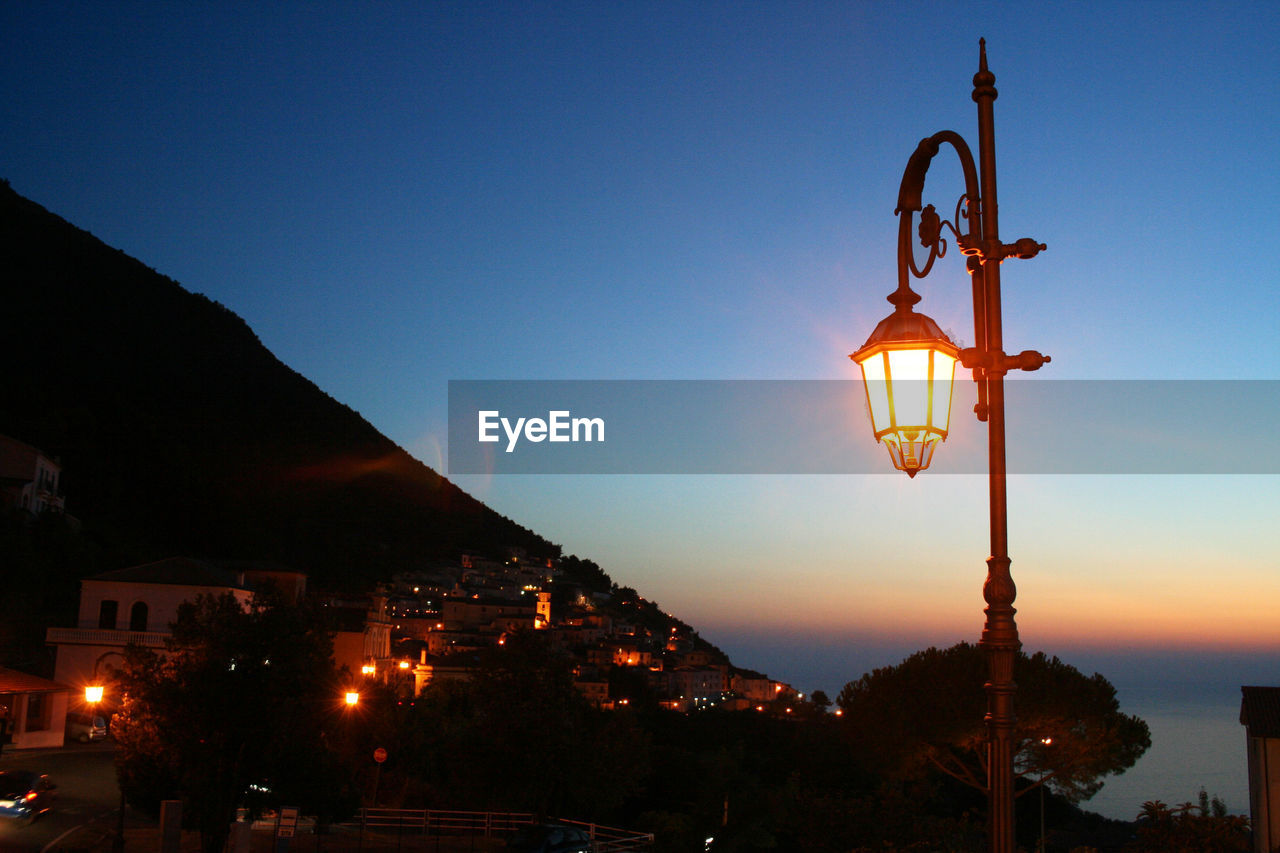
<box><xmin>45</xmin><ymin>627</ymin><xmax>169</xmax><ymax>648</ymax></box>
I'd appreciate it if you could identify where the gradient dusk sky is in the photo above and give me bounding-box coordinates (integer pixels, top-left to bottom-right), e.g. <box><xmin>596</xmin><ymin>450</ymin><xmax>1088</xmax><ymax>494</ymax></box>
<box><xmin>4</xmin><ymin>1</ymin><xmax>1279</xmax><ymax>811</ymax></box>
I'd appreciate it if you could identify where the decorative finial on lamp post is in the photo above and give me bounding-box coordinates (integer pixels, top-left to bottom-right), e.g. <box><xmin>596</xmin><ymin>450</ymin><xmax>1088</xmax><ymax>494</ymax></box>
<box><xmin>974</xmin><ymin>38</ymin><xmax>997</xmax><ymax>101</ymax></box>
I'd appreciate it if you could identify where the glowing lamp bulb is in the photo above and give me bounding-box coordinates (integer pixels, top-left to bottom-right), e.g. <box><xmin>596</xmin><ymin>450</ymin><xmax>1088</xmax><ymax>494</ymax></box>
<box><xmin>850</xmin><ymin>306</ymin><xmax>958</xmax><ymax>477</ymax></box>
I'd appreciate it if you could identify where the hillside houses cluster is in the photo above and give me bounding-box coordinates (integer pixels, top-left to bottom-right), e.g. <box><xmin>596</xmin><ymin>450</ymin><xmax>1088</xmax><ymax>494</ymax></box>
<box><xmin>336</xmin><ymin>553</ymin><xmax>799</xmax><ymax>712</ymax></box>
<box><xmin>3</xmin><ymin>431</ymin><xmax>797</xmax><ymax>753</ymax></box>
<box><xmin>24</xmin><ymin>549</ymin><xmax>795</xmax><ymax>752</ymax></box>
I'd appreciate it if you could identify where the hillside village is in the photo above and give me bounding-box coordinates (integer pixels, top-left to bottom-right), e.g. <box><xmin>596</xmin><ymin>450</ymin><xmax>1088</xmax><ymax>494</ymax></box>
<box><xmin>340</xmin><ymin>551</ymin><xmax>798</xmax><ymax>713</ymax></box>
<box><xmin>3</xmin><ymin>431</ymin><xmax>798</xmax><ymax>753</ymax></box>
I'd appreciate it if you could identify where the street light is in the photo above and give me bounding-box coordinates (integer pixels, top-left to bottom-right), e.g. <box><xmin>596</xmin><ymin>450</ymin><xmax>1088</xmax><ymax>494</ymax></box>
<box><xmin>84</xmin><ymin>650</ymin><xmax>125</xmax><ymax>708</ymax></box>
<box><xmin>1038</xmin><ymin>737</ymin><xmax>1054</xmax><ymax>853</ymax></box>
<box><xmin>851</xmin><ymin>40</ymin><xmax>1049</xmax><ymax>853</ymax></box>
<box><xmin>83</xmin><ymin>652</ymin><xmax>126</xmax><ymax>853</ymax></box>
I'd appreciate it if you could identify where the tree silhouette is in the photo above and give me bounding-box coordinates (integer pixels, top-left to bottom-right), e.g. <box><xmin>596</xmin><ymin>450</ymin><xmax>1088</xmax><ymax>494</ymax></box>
<box><xmin>112</xmin><ymin>591</ymin><xmax>356</xmax><ymax>853</ymax></box>
<box><xmin>836</xmin><ymin>643</ymin><xmax>1150</xmax><ymax>803</ymax></box>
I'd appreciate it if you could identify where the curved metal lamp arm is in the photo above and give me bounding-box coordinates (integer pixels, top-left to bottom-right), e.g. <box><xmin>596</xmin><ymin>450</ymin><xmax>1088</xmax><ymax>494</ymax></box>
<box><xmin>888</xmin><ymin>126</ymin><xmax>1048</xmax><ymax>423</ymax></box>
<box><xmin>896</xmin><ymin>130</ymin><xmax>981</xmax><ymax>224</ymax></box>
<box><xmin>888</xmin><ymin>130</ymin><xmax>991</xmax><ymax>418</ymax></box>
<box><xmin>890</xmin><ymin>131</ymin><xmax>983</xmax><ymax>302</ymax></box>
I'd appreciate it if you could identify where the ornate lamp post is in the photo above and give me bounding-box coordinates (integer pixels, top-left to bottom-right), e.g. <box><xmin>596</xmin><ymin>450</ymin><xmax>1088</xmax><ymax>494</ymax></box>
<box><xmin>850</xmin><ymin>40</ymin><xmax>1049</xmax><ymax>853</ymax></box>
<box><xmin>82</xmin><ymin>652</ymin><xmax>127</xmax><ymax>853</ymax></box>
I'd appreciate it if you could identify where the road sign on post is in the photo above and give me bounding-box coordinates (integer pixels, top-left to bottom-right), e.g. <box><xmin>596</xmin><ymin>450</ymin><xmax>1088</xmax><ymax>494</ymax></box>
<box><xmin>277</xmin><ymin>807</ymin><xmax>300</xmax><ymax>838</ymax></box>
<box><xmin>373</xmin><ymin>747</ymin><xmax>387</xmax><ymax>763</ymax></box>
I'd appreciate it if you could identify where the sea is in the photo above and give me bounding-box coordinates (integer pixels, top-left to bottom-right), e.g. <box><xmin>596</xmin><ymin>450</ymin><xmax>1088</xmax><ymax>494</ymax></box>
<box><xmin>1087</xmin><ymin>682</ymin><xmax>1246</xmax><ymax>821</ymax></box>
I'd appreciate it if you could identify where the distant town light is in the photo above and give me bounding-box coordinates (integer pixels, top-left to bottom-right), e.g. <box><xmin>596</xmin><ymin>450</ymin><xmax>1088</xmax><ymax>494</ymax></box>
<box><xmin>361</xmin><ymin>664</ymin><xmax>376</xmax><ymax>676</ymax></box>
<box><xmin>398</xmin><ymin>660</ymin><xmax>410</xmax><ymax>670</ymax></box>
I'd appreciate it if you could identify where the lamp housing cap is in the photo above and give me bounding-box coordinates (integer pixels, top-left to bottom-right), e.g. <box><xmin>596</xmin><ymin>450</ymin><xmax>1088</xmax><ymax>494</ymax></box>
<box><xmin>853</xmin><ymin>306</ymin><xmax>959</xmax><ymax>359</ymax></box>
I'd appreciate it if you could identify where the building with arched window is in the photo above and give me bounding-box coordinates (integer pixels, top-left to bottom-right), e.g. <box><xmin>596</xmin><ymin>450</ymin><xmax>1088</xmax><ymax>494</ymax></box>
<box><xmin>46</xmin><ymin>557</ymin><xmax>306</xmax><ymax>708</ymax></box>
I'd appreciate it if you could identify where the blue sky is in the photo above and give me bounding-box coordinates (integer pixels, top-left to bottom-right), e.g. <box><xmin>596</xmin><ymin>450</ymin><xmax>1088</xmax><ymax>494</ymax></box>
<box><xmin>4</xmin><ymin>1</ymin><xmax>1280</xmax><ymax>813</ymax></box>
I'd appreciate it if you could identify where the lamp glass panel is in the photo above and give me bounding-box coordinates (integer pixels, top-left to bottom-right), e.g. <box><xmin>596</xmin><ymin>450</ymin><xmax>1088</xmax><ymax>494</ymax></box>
<box><xmin>918</xmin><ymin>435</ymin><xmax>939</xmax><ymax>469</ymax></box>
<box><xmin>885</xmin><ymin>348</ymin><xmax>932</xmax><ymax>429</ymax></box>
<box><xmin>884</xmin><ymin>435</ymin><xmax>905</xmax><ymax>471</ymax></box>
<box><xmin>859</xmin><ymin>352</ymin><xmax>891</xmax><ymax>435</ymax></box>
<box><xmin>931</xmin><ymin>352</ymin><xmax>957</xmax><ymax>433</ymax></box>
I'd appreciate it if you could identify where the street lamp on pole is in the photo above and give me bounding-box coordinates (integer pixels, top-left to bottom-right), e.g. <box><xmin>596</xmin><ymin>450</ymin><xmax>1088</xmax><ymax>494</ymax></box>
<box><xmin>850</xmin><ymin>40</ymin><xmax>1049</xmax><ymax>853</ymax></box>
<box><xmin>84</xmin><ymin>650</ymin><xmax>125</xmax><ymax>709</ymax></box>
<box><xmin>83</xmin><ymin>652</ymin><xmax>127</xmax><ymax>853</ymax></box>
<box><xmin>1038</xmin><ymin>737</ymin><xmax>1053</xmax><ymax>853</ymax></box>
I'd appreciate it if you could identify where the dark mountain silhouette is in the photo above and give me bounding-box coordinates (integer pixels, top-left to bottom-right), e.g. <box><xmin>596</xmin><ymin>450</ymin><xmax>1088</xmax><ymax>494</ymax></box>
<box><xmin>0</xmin><ymin>180</ymin><xmax>556</xmax><ymax>589</ymax></box>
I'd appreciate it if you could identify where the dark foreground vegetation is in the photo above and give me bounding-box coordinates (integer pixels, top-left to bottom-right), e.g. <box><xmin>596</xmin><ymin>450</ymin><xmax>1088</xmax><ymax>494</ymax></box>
<box><xmin>101</xmin><ymin>592</ymin><xmax>1244</xmax><ymax>853</ymax></box>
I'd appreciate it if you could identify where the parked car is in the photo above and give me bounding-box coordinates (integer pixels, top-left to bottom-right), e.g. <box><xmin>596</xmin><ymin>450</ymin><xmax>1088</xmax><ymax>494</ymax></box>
<box><xmin>0</xmin><ymin>771</ymin><xmax>56</xmax><ymax>824</ymax></box>
<box><xmin>505</xmin><ymin>823</ymin><xmax>595</xmax><ymax>852</ymax></box>
<box><xmin>65</xmin><ymin>711</ymin><xmax>108</xmax><ymax>743</ymax></box>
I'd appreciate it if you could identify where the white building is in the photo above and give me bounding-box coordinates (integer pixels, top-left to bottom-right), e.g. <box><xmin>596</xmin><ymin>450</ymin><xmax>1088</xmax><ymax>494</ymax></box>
<box><xmin>0</xmin><ymin>434</ymin><xmax>65</xmax><ymax>515</ymax></box>
<box><xmin>46</xmin><ymin>557</ymin><xmax>305</xmax><ymax>703</ymax></box>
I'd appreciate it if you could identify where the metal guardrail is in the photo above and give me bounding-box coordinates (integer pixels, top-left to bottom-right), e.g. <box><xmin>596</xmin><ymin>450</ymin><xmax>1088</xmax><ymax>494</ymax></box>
<box><xmin>557</xmin><ymin>819</ymin><xmax>654</xmax><ymax>852</ymax></box>
<box><xmin>351</xmin><ymin>809</ymin><xmax>653</xmax><ymax>851</ymax></box>
<box><xmin>359</xmin><ymin>808</ymin><xmax>530</xmax><ymax>836</ymax></box>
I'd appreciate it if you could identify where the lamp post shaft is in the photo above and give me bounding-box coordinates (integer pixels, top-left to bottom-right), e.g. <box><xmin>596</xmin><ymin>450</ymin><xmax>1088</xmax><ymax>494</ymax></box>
<box><xmin>972</xmin><ymin>39</ymin><xmax>1020</xmax><ymax>853</ymax></box>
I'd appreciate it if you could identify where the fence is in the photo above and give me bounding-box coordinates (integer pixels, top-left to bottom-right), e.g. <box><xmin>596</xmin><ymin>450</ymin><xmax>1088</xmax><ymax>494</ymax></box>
<box><xmin>349</xmin><ymin>809</ymin><xmax>653</xmax><ymax>851</ymax></box>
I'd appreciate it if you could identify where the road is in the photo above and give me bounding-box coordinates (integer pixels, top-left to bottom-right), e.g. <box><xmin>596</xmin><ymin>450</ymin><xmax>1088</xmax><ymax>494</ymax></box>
<box><xmin>0</xmin><ymin>742</ymin><xmax>120</xmax><ymax>852</ymax></box>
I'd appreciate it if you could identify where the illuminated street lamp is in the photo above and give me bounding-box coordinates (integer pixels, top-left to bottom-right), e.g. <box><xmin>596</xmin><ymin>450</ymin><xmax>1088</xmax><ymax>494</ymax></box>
<box><xmin>851</xmin><ymin>40</ymin><xmax>1049</xmax><ymax>853</ymax></box>
<box><xmin>345</xmin><ymin>691</ymin><xmax>360</xmax><ymax>707</ymax></box>
<box><xmin>83</xmin><ymin>650</ymin><xmax>124</xmax><ymax>708</ymax></box>
<box><xmin>83</xmin><ymin>653</ymin><xmax>125</xmax><ymax>853</ymax></box>
<box><xmin>1038</xmin><ymin>737</ymin><xmax>1054</xmax><ymax>853</ymax></box>
<box><xmin>850</xmin><ymin>309</ymin><xmax>959</xmax><ymax>477</ymax></box>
